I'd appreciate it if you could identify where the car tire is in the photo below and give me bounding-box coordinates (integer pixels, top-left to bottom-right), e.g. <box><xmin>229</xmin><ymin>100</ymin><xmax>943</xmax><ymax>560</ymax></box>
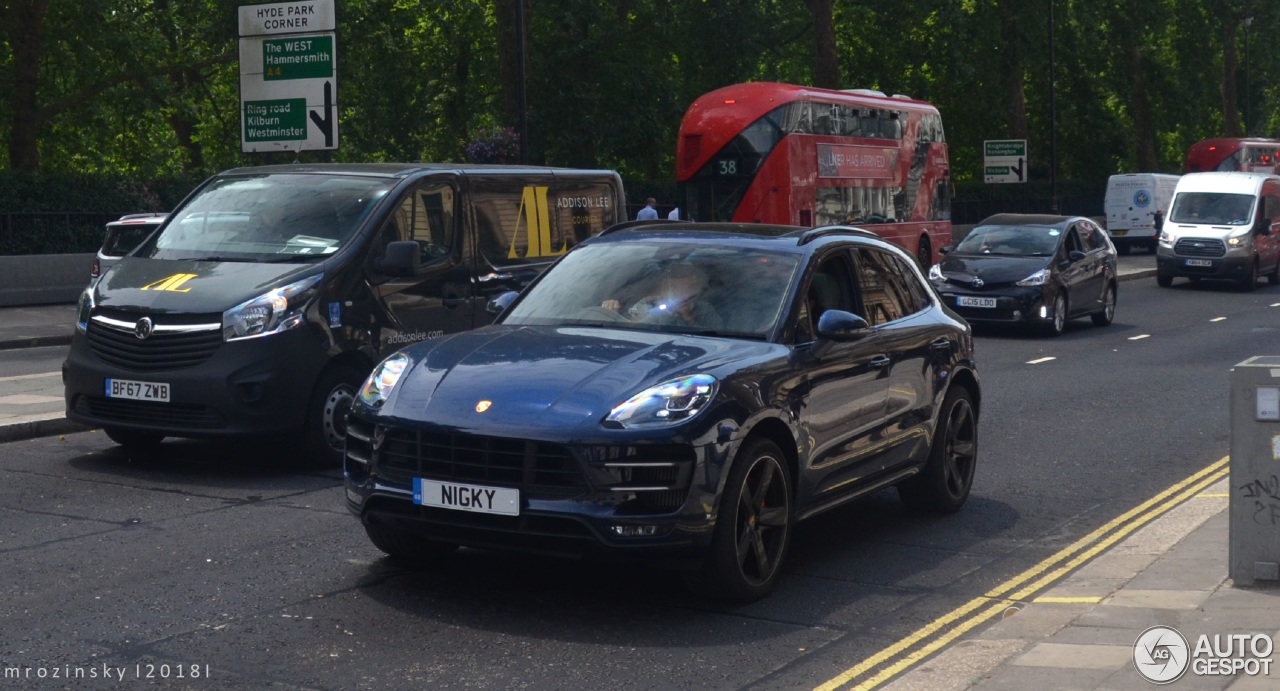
<box><xmin>685</xmin><ymin>438</ymin><xmax>792</xmax><ymax>603</ymax></box>
<box><xmin>304</xmin><ymin>363</ymin><xmax>369</xmax><ymax>468</ymax></box>
<box><xmin>1041</xmin><ymin>293</ymin><xmax>1067</xmax><ymax>336</ymax></box>
<box><xmin>1268</xmin><ymin>264</ymin><xmax>1280</xmax><ymax>286</ymax></box>
<box><xmin>1157</xmin><ymin>274</ymin><xmax>1173</xmax><ymax>288</ymax></box>
<box><xmin>103</xmin><ymin>426</ymin><xmax>165</xmax><ymax>451</ymax></box>
<box><xmin>1091</xmin><ymin>283</ymin><xmax>1116</xmax><ymax>326</ymax></box>
<box><xmin>898</xmin><ymin>386</ymin><xmax>978</xmax><ymax>514</ymax></box>
<box><xmin>1239</xmin><ymin>260</ymin><xmax>1259</xmax><ymax>292</ymax></box>
<box><xmin>364</xmin><ymin>523</ymin><xmax>458</xmax><ymax>564</ymax></box>
<box><xmin>916</xmin><ymin>236</ymin><xmax>932</xmax><ymax>272</ymax></box>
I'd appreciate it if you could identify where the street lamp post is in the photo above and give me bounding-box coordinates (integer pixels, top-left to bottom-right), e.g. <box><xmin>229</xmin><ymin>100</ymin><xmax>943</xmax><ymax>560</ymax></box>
<box><xmin>1048</xmin><ymin>0</ymin><xmax>1058</xmax><ymax>214</ymax></box>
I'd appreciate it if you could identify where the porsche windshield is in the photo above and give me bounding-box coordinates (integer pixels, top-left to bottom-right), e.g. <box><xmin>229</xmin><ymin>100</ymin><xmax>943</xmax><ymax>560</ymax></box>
<box><xmin>143</xmin><ymin>174</ymin><xmax>393</xmax><ymax>262</ymax></box>
<box><xmin>503</xmin><ymin>241</ymin><xmax>801</xmax><ymax>337</ymax></box>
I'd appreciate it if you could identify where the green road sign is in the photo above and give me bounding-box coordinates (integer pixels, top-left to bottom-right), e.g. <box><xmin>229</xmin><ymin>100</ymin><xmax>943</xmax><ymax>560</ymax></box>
<box><xmin>984</xmin><ymin>140</ymin><xmax>1026</xmax><ymax>157</ymax></box>
<box><xmin>263</xmin><ymin>35</ymin><xmax>333</xmax><ymax>80</ymax></box>
<box><xmin>984</xmin><ymin>166</ymin><xmax>1010</xmax><ymax>176</ymax></box>
<box><xmin>244</xmin><ymin>99</ymin><xmax>308</xmax><ymax>141</ymax></box>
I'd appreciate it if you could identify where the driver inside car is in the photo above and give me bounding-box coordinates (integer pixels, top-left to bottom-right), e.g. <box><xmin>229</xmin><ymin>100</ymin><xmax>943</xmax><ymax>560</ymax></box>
<box><xmin>601</xmin><ymin>261</ymin><xmax>724</xmax><ymax>328</ymax></box>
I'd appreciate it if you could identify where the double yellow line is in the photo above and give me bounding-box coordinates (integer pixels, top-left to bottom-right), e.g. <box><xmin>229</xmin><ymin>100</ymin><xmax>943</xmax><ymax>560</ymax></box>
<box><xmin>816</xmin><ymin>456</ymin><xmax>1231</xmax><ymax>691</ymax></box>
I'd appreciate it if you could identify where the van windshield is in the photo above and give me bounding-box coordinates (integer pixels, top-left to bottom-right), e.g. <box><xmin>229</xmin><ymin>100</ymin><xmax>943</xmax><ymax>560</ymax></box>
<box><xmin>1168</xmin><ymin>192</ymin><xmax>1256</xmax><ymax>226</ymax></box>
<box><xmin>143</xmin><ymin>174</ymin><xmax>393</xmax><ymax>261</ymax></box>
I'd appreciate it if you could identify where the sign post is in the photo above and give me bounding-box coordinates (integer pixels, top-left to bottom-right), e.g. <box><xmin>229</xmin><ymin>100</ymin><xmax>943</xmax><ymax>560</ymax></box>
<box><xmin>983</xmin><ymin>139</ymin><xmax>1028</xmax><ymax>184</ymax></box>
<box><xmin>238</xmin><ymin>0</ymin><xmax>337</xmax><ymax>153</ymax></box>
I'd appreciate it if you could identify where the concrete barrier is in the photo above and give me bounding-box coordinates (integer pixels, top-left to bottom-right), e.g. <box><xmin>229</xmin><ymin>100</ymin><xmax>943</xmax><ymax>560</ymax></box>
<box><xmin>0</xmin><ymin>253</ymin><xmax>92</xmax><ymax>306</ymax></box>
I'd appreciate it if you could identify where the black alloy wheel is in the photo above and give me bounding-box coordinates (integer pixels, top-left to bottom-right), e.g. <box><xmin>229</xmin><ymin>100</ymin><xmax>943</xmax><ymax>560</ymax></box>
<box><xmin>1091</xmin><ymin>283</ymin><xmax>1116</xmax><ymax>326</ymax></box>
<box><xmin>686</xmin><ymin>438</ymin><xmax>792</xmax><ymax>603</ymax></box>
<box><xmin>898</xmin><ymin>386</ymin><xmax>978</xmax><ymax>513</ymax></box>
<box><xmin>1043</xmin><ymin>292</ymin><xmax>1067</xmax><ymax>336</ymax></box>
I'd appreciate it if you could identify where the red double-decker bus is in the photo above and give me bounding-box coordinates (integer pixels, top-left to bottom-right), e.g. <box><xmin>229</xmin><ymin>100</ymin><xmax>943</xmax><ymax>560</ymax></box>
<box><xmin>1185</xmin><ymin>137</ymin><xmax>1280</xmax><ymax>173</ymax></box>
<box><xmin>674</xmin><ymin>81</ymin><xmax>952</xmax><ymax>268</ymax></box>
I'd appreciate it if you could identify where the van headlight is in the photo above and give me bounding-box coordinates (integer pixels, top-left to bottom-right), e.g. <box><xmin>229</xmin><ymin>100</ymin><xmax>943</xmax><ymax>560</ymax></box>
<box><xmin>222</xmin><ymin>274</ymin><xmax>322</xmax><ymax>342</ymax></box>
<box><xmin>604</xmin><ymin>374</ymin><xmax>717</xmax><ymax>429</ymax></box>
<box><xmin>76</xmin><ymin>288</ymin><xmax>95</xmax><ymax>332</ymax></box>
<box><xmin>1227</xmin><ymin>233</ymin><xmax>1249</xmax><ymax>248</ymax></box>
<box><xmin>1159</xmin><ymin>231</ymin><xmax>1174</xmax><ymax>247</ymax></box>
<box><xmin>359</xmin><ymin>353</ymin><xmax>411</xmax><ymax>408</ymax></box>
<box><xmin>1016</xmin><ymin>268</ymin><xmax>1050</xmax><ymax>286</ymax></box>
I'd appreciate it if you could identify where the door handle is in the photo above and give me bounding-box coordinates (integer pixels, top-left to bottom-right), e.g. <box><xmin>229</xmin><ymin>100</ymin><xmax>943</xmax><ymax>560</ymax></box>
<box><xmin>929</xmin><ymin>338</ymin><xmax>952</xmax><ymax>352</ymax></box>
<box><xmin>442</xmin><ymin>296</ymin><xmax>467</xmax><ymax>309</ymax></box>
<box><xmin>868</xmin><ymin>355</ymin><xmax>891</xmax><ymax>369</ymax></box>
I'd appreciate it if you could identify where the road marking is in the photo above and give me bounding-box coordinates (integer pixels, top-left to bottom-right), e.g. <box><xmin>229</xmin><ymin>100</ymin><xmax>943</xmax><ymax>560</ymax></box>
<box><xmin>1026</xmin><ymin>357</ymin><xmax>1056</xmax><ymax>365</ymax></box>
<box><xmin>1033</xmin><ymin>596</ymin><xmax>1103</xmax><ymax>604</ymax></box>
<box><xmin>0</xmin><ymin>371</ymin><xmax>60</xmax><ymax>383</ymax></box>
<box><xmin>1128</xmin><ymin>334</ymin><xmax>1150</xmax><ymax>340</ymax></box>
<box><xmin>1271</xmin><ymin>303</ymin><xmax>1280</xmax><ymax>307</ymax></box>
<box><xmin>1210</xmin><ymin>317</ymin><xmax>1226</xmax><ymax>322</ymax></box>
<box><xmin>814</xmin><ymin>456</ymin><xmax>1231</xmax><ymax>691</ymax></box>
<box><xmin>1197</xmin><ymin>492</ymin><xmax>1229</xmax><ymax>499</ymax></box>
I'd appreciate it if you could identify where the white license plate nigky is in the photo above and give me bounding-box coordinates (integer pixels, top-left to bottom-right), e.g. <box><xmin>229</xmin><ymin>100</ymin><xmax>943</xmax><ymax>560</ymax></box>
<box><xmin>414</xmin><ymin>478</ymin><xmax>520</xmax><ymax>516</ymax></box>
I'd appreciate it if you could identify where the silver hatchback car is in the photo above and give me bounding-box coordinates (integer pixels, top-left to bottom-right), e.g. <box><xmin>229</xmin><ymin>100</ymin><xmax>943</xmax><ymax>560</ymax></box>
<box><xmin>91</xmin><ymin>213</ymin><xmax>167</xmax><ymax>280</ymax></box>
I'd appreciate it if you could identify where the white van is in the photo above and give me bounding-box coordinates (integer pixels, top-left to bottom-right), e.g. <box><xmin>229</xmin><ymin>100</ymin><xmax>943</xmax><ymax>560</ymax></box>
<box><xmin>1104</xmin><ymin>173</ymin><xmax>1179</xmax><ymax>254</ymax></box>
<box><xmin>1155</xmin><ymin>172</ymin><xmax>1280</xmax><ymax>290</ymax></box>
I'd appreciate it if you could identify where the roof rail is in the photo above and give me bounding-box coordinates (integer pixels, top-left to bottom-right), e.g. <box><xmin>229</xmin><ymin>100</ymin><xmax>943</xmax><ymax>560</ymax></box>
<box><xmin>797</xmin><ymin>225</ymin><xmax>881</xmax><ymax>245</ymax></box>
<box><xmin>597</xmin><ymin>219</ymin><xmax>679</xmax><ymax>236</ymax></box>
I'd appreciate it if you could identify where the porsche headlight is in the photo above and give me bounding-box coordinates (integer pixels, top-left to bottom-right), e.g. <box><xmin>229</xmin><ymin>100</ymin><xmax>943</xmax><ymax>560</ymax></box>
<box><xmin>222</xmin><ymin>274</ymin><xmax>322</xmax><ymax>342</ymax></box>
<box><xmin>604</xmin><ymin>374</ymin><xmax>717</xmax><ymax>429</ymax></box>
<box><xmin>359</xmin><ymin>352</ymin><xmax>411</xmax><ymax>408</ymax></box>
<box><xmin>1016</xmin><ymin>268</ymin><xmax>1050</xmax><ymax>286</ymax></box>
<box><xmin>928</xmin><ymin>264</ymin><xmax>944</xmax><ymax>282</ymax></box>
<box><xmin>76</xmin><ymin>287</ymin><xmax>95</xmax><ymax>332</ymax></box>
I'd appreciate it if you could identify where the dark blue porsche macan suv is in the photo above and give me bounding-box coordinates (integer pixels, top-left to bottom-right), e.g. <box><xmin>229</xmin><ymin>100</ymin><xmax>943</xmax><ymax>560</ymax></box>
<box><xmin>344</xmin><ymin>222</ymin><xmax>980</xmax><ymax>602</ymax></box>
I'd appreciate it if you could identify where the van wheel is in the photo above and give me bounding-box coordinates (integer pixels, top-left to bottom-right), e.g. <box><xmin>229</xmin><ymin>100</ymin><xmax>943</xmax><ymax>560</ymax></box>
<box><xmin>364</xmin><ymin>523</ymin><xmax>458</xmax><ymax>564</ymax></box>
<box><xmin>1157</xmin><ymin>274</ymin><xmax>1173</xmax><ymax>288</ymax></box>
<box><xmin>898</xmin><ymin>387</ymin><xmax>977</xmax><ymax>513</ymax></box>
<box><xmin>1239</xmin><ymin>260</ymin><xmax>1259</xmax><ymax>292</ymax></box>
<box><xmin>305</xmin><ymin>363</ymin><xmax>368</xmax><ymax>467</ymax></box>
<box><xmin>1091</xmin><ymin>283</ymin><xmax>1116</xmax><ymax>326</ymax></box>
<box><xmin>685</xmin><ymin>438</ymin><xmax>792</xmax><ymax>603</ymax></box>
<box><xmin>103</xmin><ymin>426</ymin><xmax>164</xmax><ymax>451</ymax></box>
<box><xmin>1268</xmin><ymin>265</ymin><xmax>1280</xmax><ymax>286</ymax></box>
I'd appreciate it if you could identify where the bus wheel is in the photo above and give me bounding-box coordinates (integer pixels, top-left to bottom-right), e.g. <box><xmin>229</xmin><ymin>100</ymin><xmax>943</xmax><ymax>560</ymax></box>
<box><xmin>916</xmin><ymin>236</ymin><xmax>932</xmax><ymax>271</ymax></box>
<box><xmin>305</xmin><ymin>363</ymin><xmax>368</xmax><ymax>467</ymax></box>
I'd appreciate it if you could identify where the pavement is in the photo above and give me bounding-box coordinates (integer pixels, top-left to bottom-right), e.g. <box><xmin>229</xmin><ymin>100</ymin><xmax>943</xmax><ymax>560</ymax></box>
<box><xmin>12</xmin><ymin>255</ymin><xmax>1280</xmax><ymax>689</ymax></box>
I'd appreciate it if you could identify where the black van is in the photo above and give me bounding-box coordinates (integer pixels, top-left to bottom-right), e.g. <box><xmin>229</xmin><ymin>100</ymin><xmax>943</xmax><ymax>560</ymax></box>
<box><xmin>63</xmin><ymin>163</ymin><xmax>625</xmax><ymax>464</ymax></box>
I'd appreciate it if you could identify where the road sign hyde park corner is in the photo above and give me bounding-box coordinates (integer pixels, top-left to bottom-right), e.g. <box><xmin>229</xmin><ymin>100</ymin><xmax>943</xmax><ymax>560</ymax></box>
<box><xmin>238</xmin><ymin>0</ymin><xmax>338</xmax><ymax>153</ymax></box>
<box><xmin>983</xmin><ymin>139</ymin><xmax>1028</xmax><ymax>184</ymax></box>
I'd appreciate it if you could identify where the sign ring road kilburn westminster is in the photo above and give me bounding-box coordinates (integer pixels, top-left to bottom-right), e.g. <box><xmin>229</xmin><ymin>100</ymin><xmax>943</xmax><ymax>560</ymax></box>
<box><xmin>238</xmin><ymin>0</ymin><xmax>338</xmax><ymax>153</ymax></box>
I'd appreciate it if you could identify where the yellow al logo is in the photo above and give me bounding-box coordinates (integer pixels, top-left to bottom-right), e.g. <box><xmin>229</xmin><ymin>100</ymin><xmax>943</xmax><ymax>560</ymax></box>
<box><xmin>141</xmin><ymin>273</ymin><xmax>198</xmax><ymax>293</ymax></box>
<box><xmin>475</xmin><ymin>400</ymin><xmax>492</xmax><ymax>413</ymax></box>
<box><xmin>507</xmin><ymin>186</ymin><xmax>567</xmax><ymax>259</ymax></box>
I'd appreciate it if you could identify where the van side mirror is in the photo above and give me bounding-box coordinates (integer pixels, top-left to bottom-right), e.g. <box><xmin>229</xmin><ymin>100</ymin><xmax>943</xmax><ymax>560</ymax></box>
<box><xmin>376</xmin><ymin>241</ymin><xmax>421</xmax><ymax>276</ymax></box>
<box><xmin>1256</xmin><ymin>217</ymin><xmax>1273</xmax><ymax>236</ymax></box>
<box><xmin>486</xmin><ymin>291</ymin><xmax>520</xmax><ymax>316</ymax></box>
<box><xmin>1153</xmin><ymin>210</ymin><xmax>1164</xmax><ymax>231</ymax></box>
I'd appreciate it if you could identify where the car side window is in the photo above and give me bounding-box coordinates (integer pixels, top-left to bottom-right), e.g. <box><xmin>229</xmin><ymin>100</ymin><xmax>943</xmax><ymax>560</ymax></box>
<box><xmin>1062</xmin><ymin>228</ymin><xmax>1084</xmax><ymax>256</ymax></box>
<box><xmin>854</xmin><ymin>248</ymin><xmax>926</xmax><ymax>325</ymax></box>
<box><xmin>1078</xmin><ymin>222</ymin><xmax>1106</xmax><ymax>252</ymax></box>
<box><xmin>798</xmin><ymin>255</ymin><xmax>857</xmax><ymax>342</ymax></box>
<box><xmin>375</xmin><ymin>183</ymin><xmax>456</xmax><ymax>269</ymax></box>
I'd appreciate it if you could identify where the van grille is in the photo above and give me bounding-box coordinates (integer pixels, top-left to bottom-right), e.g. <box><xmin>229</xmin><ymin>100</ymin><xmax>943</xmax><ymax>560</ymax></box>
<box><xmin>87</xmin><ymin>318</ymin><xmax>222</xmax><ymax>371</ymax></box>
<box><xmin>73</xmin><ymin>394</ymin><xmax>224</xmax><ymax>429</ymax></box>
<box><xmin>1174</xmin><ymin>238</ymin><xmax>1226</xmax><ymax>258</ymax></box>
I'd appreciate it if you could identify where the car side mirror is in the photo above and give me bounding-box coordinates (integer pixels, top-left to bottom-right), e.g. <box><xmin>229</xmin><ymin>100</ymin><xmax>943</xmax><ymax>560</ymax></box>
<box><xmin>376</xmin><ymin>240</ymin><xmax>421</xmax><ymax>276</ymax></box>
<box><xmin>1068</xmin><ymin>250</ymin><xmax>1086</xmax><ymax>262</ymax></box>
<box><xmin>815</xmin><ymin>309</ymin><xmax>870</xmax><ymax>342</ymax></box>
<box><xmin>486</xmin><ymin>291</ymin><xmax>520</xmax><ymax>316</ymax></box>
<box><xmin>939</xmin><ymin>245</ymin><xmax>953</xmax><ymax>255</ymax></box>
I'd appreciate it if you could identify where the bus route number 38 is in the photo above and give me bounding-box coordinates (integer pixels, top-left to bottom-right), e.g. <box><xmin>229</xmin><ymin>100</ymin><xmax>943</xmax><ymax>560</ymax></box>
<box><xmin>716</xmin><ymin>158</ymin><xmax>739</xmax><ymax>176</ymax></box>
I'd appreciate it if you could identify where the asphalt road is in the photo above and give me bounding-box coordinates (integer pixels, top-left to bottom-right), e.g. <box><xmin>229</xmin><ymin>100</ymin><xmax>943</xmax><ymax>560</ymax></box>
<box><xmin>1</xmin><ymin>274</ymin><xmax>1274</xmax><ymax>690</ymax></box>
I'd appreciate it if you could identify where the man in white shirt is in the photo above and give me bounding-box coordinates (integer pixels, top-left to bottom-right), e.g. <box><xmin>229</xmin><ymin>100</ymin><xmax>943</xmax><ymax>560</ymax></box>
<box><xmin>636</xmin><ymin>198</ymin><xmax>659</xmax><ymax>220</ymax></box>
<box><xmin>667</xmin><ymin>207</ymin><xmax>680</xmax><ymax>220</ymax></box>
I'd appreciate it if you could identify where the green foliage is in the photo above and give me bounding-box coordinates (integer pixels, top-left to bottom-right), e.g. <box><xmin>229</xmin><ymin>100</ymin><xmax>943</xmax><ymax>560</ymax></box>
<box><xmin>1</xmin><ymin>0</ymin><xmax>1278</xmax><ymax>249</ymax></box>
